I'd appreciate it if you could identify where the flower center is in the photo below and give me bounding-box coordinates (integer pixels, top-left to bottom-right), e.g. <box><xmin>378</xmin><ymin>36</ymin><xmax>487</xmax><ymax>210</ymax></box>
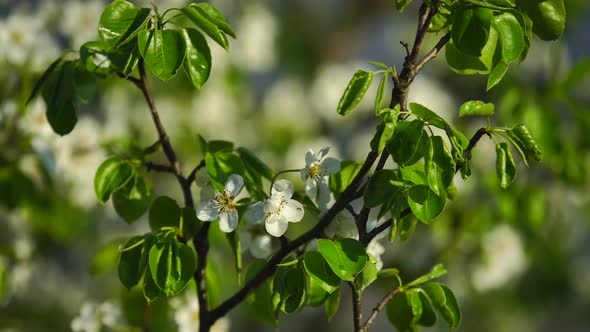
<box><xmin>308</xmin><ymin>162</ymin><xmax>323</xmax><ymax>179</ymax></box>
<box><xmin>215</xmin><ymin>192</ymin><xmax>235</xmax><ymax>209</ymax></box>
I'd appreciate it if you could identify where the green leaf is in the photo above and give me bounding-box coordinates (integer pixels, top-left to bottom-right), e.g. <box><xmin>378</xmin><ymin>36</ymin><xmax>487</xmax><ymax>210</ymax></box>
<box><xmin>317</xmin><ymin>238</ymin><xmax>368</xmax><ymax>281</ymax></box>
<box><xmin>407</xmin><ymin>185</ymin><xmax>446</xmax><ymax>223</ymax></box>
<box><xmin>27</xmin><ymin>56</ymin><xmax>64</xmax><ymax>105</ymax></box>
<box><xmin>409</xmin><ymin>103</ymin><xmax>446</xmax><ymax>129</ymax></box>
<box><xmin>364</xmin><ymin>170</ymin><xmax>402</xmax><ymax>208</ymax></box>
<box><xmin>182</xmin><ymin>28</ymin><xmax>211</xmax><ymax>89</ymax></box>
<box><xmin>42</xmin><ymin>60</ymin><xmax>78</xmax><ymax>135</ymax></box>
<box><xmin>445</xmin><ymin>26</ymin><xmax>498</xmax><ymax>74</ymax></box>
<box><xmin>181</xmin><ymin>4</ymin><xmax>231</xmax><ymax>50</ymax></box>
<box><xmin>375</xmin><ymin>72</ymin><xmax>388</xmax><ymax>115</ymax></box>
<box><xmin>387</xmin><ymin>120</ymin><xmax>428</xmax><ymax>166</ymax></box>
<box><xmin>421</xmin><ymin>283</ymin><xmax>461</xmax><ymax>329</ymax></box>
<box><xmin>337</xmin><ymin>70</ymin><xmax>374</xmax><ymax>116</ymax></box>
<box><xmin>377</xmin><ymin>268</ymin><xmax>400</xmax><ymax>280</ymax></box>
<box><xmin>487</xmin><ymin>60</ymin><xmax>509</xmax><ymax>90</ymax></box>
<box><xmin>415</xmin><ymin>291</ymin><xmax>437</xmax><ymax>326</ymax></box>
<box><xmin>207</xmin><ymin>140</ymin><xmax>234</xmax><ymax>153</ymax></box>
<box><xmin>495</xmin><ymin>143</ymin><xmax>517</xmax><ymax>189</ymax></box>
<box><xmin>488</xmin><ymin>0</ymin><xmax>515</xmax><ymax>6</ymax></box>
<box><xmin>405</xmin><ymin>264</ymin><xmax>447</xmax><ymax>288</ymax></box>
<box><xmin>493</xmin><ymin>12</ymin><xmax>524</xmax><ymax>64</ymax></box>
<box><xmin>518</xmin><ymin>0</ymin><xmax>565</xmax><ymax>41</ymax></box>
<box><xmin>237</xmin><ymin>147</ymin><xmax>275</xmax><ymax>181</ymax></box>
<box><xmin>98</xmin><ymin>0</ymin><xmax>150</xmax><ymax>49</ymax></box>
<box><xmin>425</xmin><ymin>136</ymin><xmax>455</xmax><ymax>196</ymax></box>
<box><xmin>149</xmin><ymin>242</ymin><xmax>174</xmax><ymax>292</ymax></box>
<box><xmin>181</xmin><ymin>207</ymin><xmax>201</xmax><ymax>240</ymax></box>
<box><xmin>329</xmin><ymin>160</ymin><xmax>362</xmax><ymax>199</ymax></box>
<box><xmin>138</xmin><ymin>29</ymin><xmax>186</xmax><ymax>81</ymax></box>
<box><xmin>386</xmin><ymin>291</ymin><xmax>414</xmax><ymax>332</ymax></box>
<box><xmin>94</xmin><ymin>156</ymin><xmax>134</xmax><ymax>204</ymax></box>
<box><xmin>459</xmin><ymin>100</ymin><xmax>495</xmax><ymax>117</ymax></box>
<box><xmin>245</xmin><ymin>260</ymin><xmax>275</xmax><ymax>324</ymax></box>
<box><xmin>225</xmin><ymin>230</ymin><xmax>242</xmax><ymax>281</ymax></box>
<box><xmin>508</xmin><ymin>124</ymin><xmax>543</xmax><ymax>162</ymax></box>
<box><xmin>396</xmin><ymin>0</ymin><xmax>413</xmax><ymax>12</ymax></box>
<box><xmin>399</xmin><ymin>215</ymin><xmax>417</xmax><ymax>242</ymax></box>
<box><xmin>205</xmin><ymin>151</ymin><xmax>245</xmax><ymax>191</ymax></box>
<box><xmin>188</xmin><ymin>3</ymin><xmax>236</xmax><ymax>38</ymax></box>
<box><xmin>148</xmin><ymin>196</ymin><xmax>181</xmax><ymax>231</ymax></box>
<box><xmin>112</xmin><ymin>175</ymin><xmax>152</xmax><ymax>223</ymax></box>
<box><xmin>272</xmin><ymin>265</ymin><xmax>307</xmax><ymax>314</ymax></box>
<box><xmin>303</xmin><ymin>251</ymin><xmax>341</xmax><ymax>294</ymax></box>
<box><xmin>451</xmin><ymin>6</ymin><xmax>493</xmax><ymax>56</ymax></box>
<box><xmin>174</xmin><ymin>243</ymin><xmax>198</xmax><ymax>294</ymax></box>
<box><xmin>324</xmin><ymin>286</ymin><xmax>341</xmax><ymax>321</ymax></box>
<box><xmin>308</xmin><ymin>277</ymin><xmax>329</xmax><ymax>306</ymax></box>
<box><xmin>0</xmin><ymin>260</ymin><xmax>7</xmax><ymax>303</ymax></box>
<box><xmin>143</xmin><ymin>265</ymin><xmax>162</xmax><ymax>302</ymax></box>
<box><xmin>354</xmin><ymin>254</ymin><xmax>378</xmax><ymax>291</ymax></box>
<box><xmin>118</xmin><ymin>235</ymin><xmax>152</xmax><ymax>289</ymax></box>
<box><xmin>401</xmin><ymin>162</ymin><xmax>427</xmax><ymax>186</ymax></box>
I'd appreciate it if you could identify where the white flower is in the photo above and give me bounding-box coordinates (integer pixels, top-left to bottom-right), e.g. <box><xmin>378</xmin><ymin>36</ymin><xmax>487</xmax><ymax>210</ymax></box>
<box><xmin>197</xmin><ymin>174</ymin><xmax>244</xmax><ymax>233</ymax></box>
<box><xmin>194</xmin><ymin>167</ymin><xmax>216</xmax><ymax>203</ymax></box>
<box><xmin>241</xmin><ymin>231</ymin><xmax>274</xmax><ymax>259</ymax></box>
<box><xmin>471</xmin><ymin>224</ymin><xmax>528</xmax><ymax>292</ymax></box>
<box><xmin>232</xmin><ymin>4</ymin><xmax>278</xmax><ymax>72</ymax></box>
<box><xmin>247</xmin><ymin>180</ymin><xmax>305</xmax><ymax>237</ymax></box>
<box><xmin>367</xmin><ymin>240</ymin><xmax>385</xmax><ymax>271</ymax></box>
<box><xmin>324</xmin><ymin>209</ymin><xmax>359</xmax><ymax>240</ymax></box>
<box><xmin>172</xmin><ymin>293</ymin><xmax>230</xmax><ymax>332</ymax></box>
<box><xmin>70</xmin><ymin>301</ymin><xmax>124</xmax><ymax>332</ymax></box>
<box><xmin>60</xmin><ymin>0</ymin><xmax>104</xmax><ymax>48</ymax></box>
<box><xmin>300</xmin><ymin>147</ymin><xmax>340</xmax><ymax>210</ymax></box>
<box><xmin>0</xmin><ymin>12</ymin><xmax>42</xmax><ymax>66</ymax></box>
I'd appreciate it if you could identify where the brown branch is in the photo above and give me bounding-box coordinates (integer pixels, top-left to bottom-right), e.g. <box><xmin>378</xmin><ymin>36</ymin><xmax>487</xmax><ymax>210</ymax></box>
<box><xmin>186</xmin><ymin>160</ymin><xmax>206</xmax><ymax>185</ymax></box>
<box><xmin>208</xmin><ymin>150</ymin><xmax>379</xmax><ymax>322</ymax></box>
<box><xmin>414</xmin><ymin>32</ymin><xmax>451</xmax><ymax>75</ymax></box>
<box><xmin>145</xmin><ymin>161</ymin><xmax>175</xmax><ymax>174</ymax></box>
<box><xmin>361</xmin><ymin>287</ymin><xmax>400</xmax><ymax>331</ymax></box>
<box><xmin>349</xmin><ymin>282</ymin><xmax>362</xmax><ymax>332</ymax></box>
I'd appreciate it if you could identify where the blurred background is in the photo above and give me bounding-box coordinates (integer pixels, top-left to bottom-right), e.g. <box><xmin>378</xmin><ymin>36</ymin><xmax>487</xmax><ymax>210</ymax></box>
<box><xmin>1</xmin><ymin>0</ymin><xmax>590</xmax><ymax>331</ymax></box>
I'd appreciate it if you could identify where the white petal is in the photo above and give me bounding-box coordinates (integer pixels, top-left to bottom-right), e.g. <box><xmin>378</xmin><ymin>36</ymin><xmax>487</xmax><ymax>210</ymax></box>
<box><xmin>265</xmin><ymin>219</ymin><xmax>289</xmax><ymax>237</ymax></box>
<box><xmin>194</xmin><ymin>167</ymin><xmax>210</xmax><ymax>187</ymax></box>
<box><xmin>271</xmin><ymin>179</ymin><xmax>294</xmax><ymax>198</ymax></box>
<box><xmin>250</xmin><ymin>234</ymin><xmax>273</xmax><ymax>259</ymax></box>
<box><xmin>305</xmin><ymin>150</ymin><xmax>316</xmax><ymax>165</ymax></box>
<box><xmin>282</xmin><ymin>199</ymin><xmax>305</xmax><ymax>223</ymax></box>
<box><xmin>224</xmin><ymin>174</ymin><xmax>244</xmax><ymax>197</ymax></box>
<box><xmin>325</xmin><ymin>210</ymin><xmax>359</xmax><ymax>240</ymax></box>
<box><xmin>321</xmin><ymin>157</ymin><xmax>341</xmax><ymax>175</ymax></box>
<box><xmin>317</xmin><ymin>181</ymin><xmax>331</xmax><ymax>210</ymax></box>
<box><xmin>240</xmin><ymin>231</ymin><xmax>252</xmax><ymax>253</ymax></box>
<box><xmin>243</xmin><ymin>201</ymin><xmax>265</xmax><ymax>225</ymax></box>
<box><xmin>304</xmin><ymin>177</ymin><xmax>318</xmax><ymax>201</ymax></box>
<box><xmin>317</xmin><ymin>147</ymin><xmax>330</xmax><ymax>160</ymax></box>
<box><xmin>367</xmin><ymin>207</ymin><xmax>391</xmax><ymax>233</ymax></box>
<box><xmin>196</xmin><ymin>200</ymin><xmax>219</xmax><ymax>221</ymax></box>
<box><xmin>218</xmin><ymin>209</ymin><xmax>239</xmax><ymax>233</ymax></box>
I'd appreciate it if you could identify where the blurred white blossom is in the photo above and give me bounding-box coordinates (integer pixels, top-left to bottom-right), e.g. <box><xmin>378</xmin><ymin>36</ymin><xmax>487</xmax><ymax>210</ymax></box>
<box><xmin>300</xmin><ymin>147</ymin><xmax>340</xmax><ymax>210</ymax></box>
<box><xmin>60</xmin><ymin>0</ymin><xmax>104</xmax><ymax>48</ymax></box>
<box><xmin>70</xmin><ymin>301</ymin><xmax>125</xmax><ymax>332</ymax></box>
<box><xmin>0</xmin><ymin>11</ymin><xmax>43</xmax><ymax>66</ymax></box>
<box><xmin>232</xmin><ymin>4</ymin><xmax>277</xmax><ymax>72</ymax></box>
<box><xmin>471</xmin><ymin>224</ymin><xmax>528</xmax><ymax>292</ymax></box>
<box><xmin>171</xmin><ymin>293</ymin><xmax>230</xmax><ymax>332</ymax></box>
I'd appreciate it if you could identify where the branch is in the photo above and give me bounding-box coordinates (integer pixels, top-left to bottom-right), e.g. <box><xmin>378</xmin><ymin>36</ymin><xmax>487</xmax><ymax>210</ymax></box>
<box><xmin>362</xmin><ymin>127</ymin><xmax>490</xmax><ymax>245</ymax></box>
<box><xmin>349</xmin><ymin>282</ymin><xmax>362</xmax><ymax>332</ymax></box>
<box><xmin>414</xmin><ymin>32</ymin><xmax>451</xmax><ymax>75</ymax></box>
<box><xmin>186</xmin><ymin>160</ymin><xmax>206</xmax><ymax>185</ymax></box>
<box><xmin>145</xmin><ymin>161</ymin><xmax>176</xmax><ymax>174</ymax></box>
<box><xmin>208</xmin><ymin>150</ymin><xmax>379</xmax><ymax>322</ymax></box>
<box><xmin>361</xmin><ymin>287</ymin><xmax>400</xmax><ymax>331</ymax></box>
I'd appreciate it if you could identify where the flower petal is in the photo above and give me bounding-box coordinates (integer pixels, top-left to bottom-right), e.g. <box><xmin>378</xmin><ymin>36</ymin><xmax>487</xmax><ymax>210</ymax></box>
<box><xmin>272</xmin><ymin>179</ymin><xmax>294</xmax><ymax>198</ymax></box>
<box><xmin>325</xmin><ymin>210</ymin><xmax>359</xmax><ymax>240</ymax></box>
<box><xmin>224</xmin><ymin>174</ymin><xmax>244</xmax><ymax>197</ymax></box>
<box><xmin>304</xmin><ymin>177</ymin><xmax>318</xmax><ymax>201</ymax></box>
<box><xmin>321</xmin><ymin>157</ymin><xmax>341</xmax><ymax>175</ymax></box>
<box><xmin>265</xmin><ymin>219</ymin><xmax>289</xmax><ymax>237</ymax></box>
<box><xmin>317</xmin><ymin>147</ymin><xmax>330</xmax><ymax>160</ymax></box>
<box><xmin>218</xmin><ymin>209</ymin><xmax>239</xmax><ymax>233</ymax></box>
<box><xmin>317</xmin><ymin>181</ymin><xmax>331</xmax><ymax>210</ymax></box>
<box><xmin>282</xmin><ymin>199</ymin><xmax>305</xmax><ymax>223</ymax></box>
<box><xmin>305</xmin><ymin>150</ymin><xmax>316</xmax><ymax>165</ymax></box>
<box><xmin>196</xmin><ymin>200</ymin><xmax>219</xmax><ymax>221</ymax></box>
<box><xmin>243</xmin><ymin>201</ymin><xmax>265</xmax><ymax>225</ymax></box>
<box><xmin>264</xmin><ymin>197</ymin><xmax>282</xmax><ymax>215</ymax></box>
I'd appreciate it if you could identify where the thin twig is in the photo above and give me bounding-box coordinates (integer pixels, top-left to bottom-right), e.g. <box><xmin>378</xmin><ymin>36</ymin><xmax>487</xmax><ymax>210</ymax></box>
<box><xmin>414</xmin><ymin>32</ymin><xmax>451</xmax><ymax>75</ymax></box>
<box><xmin>145</xmin><ymin>161</ymin><xmax>175</xmax><ymax>174</ymax></box>
<box><xmin>186</xmin><ymin>160</ymin><xmax>206</xmax><ymax>185</ymax></box>
<box><xmin>361</xmin><ymin>287</ymin><xmax>400</xmax><ymax>331</ymax></box>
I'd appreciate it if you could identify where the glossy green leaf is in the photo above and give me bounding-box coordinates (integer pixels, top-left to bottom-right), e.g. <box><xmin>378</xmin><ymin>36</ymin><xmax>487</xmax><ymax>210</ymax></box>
<box><xmin>188</xmin><ymin>3</ymin><xmax>236</xmax><ymax>38</ymax></box>
<box><xmin>407</xmin><ymin>185</ymin><xmax>446</xmax><ymax>223</ymax></box>
<box><xmin>354</xmin><ymin>254</ymin><xmax>378</xmax><ymax>291</ymax></box>
<box><xmin>308</xmin><ymin>277</ymin><xmax>329</xmax><ymax>306</ymax></box>
<box><xmin>415</xmin><ymin>291</ymin><xmax>437</xmax><ymax>326</ymax></box>
<box><xmin>27</xmin><ymin>56</ymin><xmax>64</xmax><ymax>105</ymax></box>
<box><xmin>237</xmin><ymin>147</ymin><xmax>275</xmax><ymax>181</ymax></box>
<box><xmin>182</xmin><ymin>28</ymin><xmax>211</xmax><ymax>89</ymax></box>
<box><xmin>325</xmin><ymin>286</ymin><xmax>341</xmax><ymax>321</ymax></box>
<box><xmin>409</xmin><ymin>103</ymin><xmax>446</xmax><ymax>129</ymax></box>
<box><xmin>494</xmin><ymin>12</ymin><xmax>524</xmax><ymax>63</ymax></box>
<box><xmin>148</xmin><ymin>196</ymin><xmax>181</xmax><ymax>231</ymax></box>
<box><xmin>488</xmin><ymin>0</ymin><xmax>515</xmax><ymax>6</ymax></box>
<box><xmin>386</xmin><ymin>291</ymin><xmax>414</xmax><ymax>332</ymax></box>
<box><xmin>445</xmin><ymin>27</ymin><xmax>498</xmax><ymax>74</ymax></box>
<box><xmin>317</xmin><ymin>238</ymin><xmax>368</xmax><ymax>281</ymax></box>
<box><xmin>112</xmin><ymin>175</ymin><xmax>152</xmax><ymax>223</ymax></box>
<box><xmin>496</xmin><ymin>143</ymin><xmax>517</xmax><ymax>189</ymax></box>
<box><xmin>399</xmin><ymin>215</ymin><xmax>417</xmax><ymax>242</ymax></box>
<box><xmin>329</xmin><ymin>160</ymin><xmax>362</xmax><ymax>199</ymax></box>
<box><xmin>375</xmin><ymin>72</ymin><xmax>388</xmax><ymax>115</ymax></box>
<box><xmin>406</xmin><ymin>264</ymin><xmax>447</xmax><ymax>288</ymax></box>
<box><xmin>388</xmin><ymin>120</ymin><xmax>428</xmax><ymax>166</ymax></box>
<box><xmin>421</xmin><ymin>283</ymin><xmax>461</xmax><ymax>329</ymax></box>
<box><xmin>143</xmin><ymin>265</ymin><xmax>162</xmax><ymax>302</ymax></box>
<box><xmin>518</xmin><ymin>0</ymin><xmax>565</xmax><ymax>41</ymax></box>
<box><xmin>364</xmin><ymin>170</ymin><xmax>402</xmax><ymax>208</ymax></box>
<box><xmin>459</xmin><ymin>100</ymin><xmax>495</xmax><ymax>117</ymax></box>
<box><xmin>303</xmin><ymin>251</ymin><xmax>341</xmax><ymax>294</ymax></box>
<box><xmin>118</xmin><ymin>235</ymin><xmax>152</xmax><ymax>289</ymax></box>
<box><xmin>42</xmin><ymin>60</ymin><xmax>78</xmax><ymax>135</ymax></box>
<box><xmin>94</xmin><ymin>156</ymin><xmax>134</xmax><ymax>204</ymax></box>
<box><xmin>181</xmin><ymin>4</ymin><xmax>231</xmax><ymax>50</ymax></box>
<box><xmin>451</xmin><ymin>6</ymin><xmax>493</xmax><ymax>56</ymax></box>
<box><xmin>401</xmin><ymin>162</ymin><xmax>427</xmax><ymax>186</ymax></box>
<box><xmin>337</xmin><ymin>70</ymin><xmax>374</xmax><ymax>116</ymax></box>
<box><xmin>98</xmin><ymin>0</ymin><xmax>150</xmax><ymax>49</ymax></box>
<box><xmin>207</xmin><ymin>140</ymin><xmax>234</xmax><ymax>153</ymax></box>
<box><xmin>0</xmin><ymin>260</ymin><xmax>7</xmax><ymax>303</ymax></box>
<box><xmin>205</xmin><ymin>151</ymin><xmax>245</xmax><ymax>191</ymax></box>
<box><xmin>377</xmin><ymin>268</ymin><xmax>400</xmax><ymax>280</ymax></box>
<box><xmin>508</xmin><ymin>124</ymin><xmax>543</xmax><ymax>162</ymax></box>
<box><xmin>174</xmin><ymin>243</ymin><xmax>198</xmax><ymax>294</ymax></box>
<box><xmin>148</xmin><ymin>242</ymin><xmax>173</xmax><ymax>292</ymax></box>
<box><xmin>487</xmin><ymin>60</ymin><xmax>509</xmax><ymax>90</ymax></box>
<box><xmin>138</xmin><ymin>29</ymin><xmax>186</xmax><ymax>81</ymax></box>
<box><xmin>181</xmin><ymin>207</ymin><xmax>201</xmax><ymax>240</ymax></box>
<box><xmin>425</xmin><ymin>136</ymin><xmax>455</xmax><ymax>196</ymax></box>
<box><xmin>272</xmin><ymin>265</ymin><xmax>307</xmax><ymax>314</ymax></box>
